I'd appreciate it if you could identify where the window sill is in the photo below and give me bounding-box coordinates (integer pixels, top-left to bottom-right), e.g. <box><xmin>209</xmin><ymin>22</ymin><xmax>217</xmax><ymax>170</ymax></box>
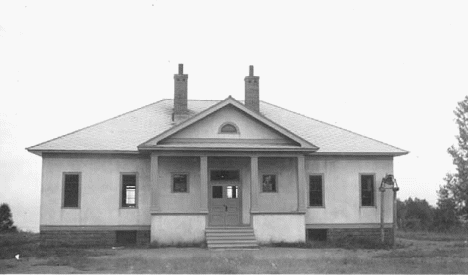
<box><xmin>61</xmin><ymin>207</ymin><xmax>80</xmax><ymax>209</ymax></box>
<box><xmin>120</xmin><ymin>207</ymin><xmax>139</xmax><ymax>209</ymax></box>
<box><xmin>307</xmin><ymin>206</ymin><xmax>325</xmax><ymax>209</ymax></box>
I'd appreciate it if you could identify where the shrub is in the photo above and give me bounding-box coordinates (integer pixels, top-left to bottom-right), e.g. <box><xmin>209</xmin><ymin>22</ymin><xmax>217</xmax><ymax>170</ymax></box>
<box><xmin>0</xmin><ymin>203</ymin><xmax>17</xmax><ymax>233</ymax></box>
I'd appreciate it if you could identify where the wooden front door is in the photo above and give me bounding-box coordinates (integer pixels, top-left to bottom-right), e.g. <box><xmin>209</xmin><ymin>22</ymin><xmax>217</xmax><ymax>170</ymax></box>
<box><xmin>209</xmin><ymin>171</ymin><xmax>242</xmax><ymax>226</ymax></box>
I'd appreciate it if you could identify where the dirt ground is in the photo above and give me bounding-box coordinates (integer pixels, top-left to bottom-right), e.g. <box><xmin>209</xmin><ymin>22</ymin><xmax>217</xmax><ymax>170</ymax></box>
<box><xmin>1</xmin><ymin>237</ymin><xmax>467</xmax><ymax>273</ymax></box>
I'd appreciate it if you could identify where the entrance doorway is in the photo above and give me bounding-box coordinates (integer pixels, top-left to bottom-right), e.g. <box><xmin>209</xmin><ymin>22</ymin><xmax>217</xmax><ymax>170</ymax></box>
<box><xmin>208</xmin><ymin>170</ymin><xmax>242</xmax><ymax>226</ymax></box>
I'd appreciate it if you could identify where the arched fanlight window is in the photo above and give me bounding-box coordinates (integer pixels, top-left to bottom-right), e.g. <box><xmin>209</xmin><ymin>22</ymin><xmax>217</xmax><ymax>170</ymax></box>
<box><xmin>219</xmin><ymin>123</ymin><xmax>239</xmax><ymax>134</ymax></box>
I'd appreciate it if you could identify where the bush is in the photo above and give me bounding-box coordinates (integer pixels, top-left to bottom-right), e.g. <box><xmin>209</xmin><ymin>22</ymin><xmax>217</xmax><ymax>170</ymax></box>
<box><xmin>0</xmin><ymin>203</ymin><xmax>17</xmax><ymax>233</ymax></box>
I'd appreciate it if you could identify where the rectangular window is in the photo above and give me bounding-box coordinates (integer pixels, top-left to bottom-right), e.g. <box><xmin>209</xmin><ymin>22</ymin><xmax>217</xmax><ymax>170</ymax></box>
<box><xmin>172</xmin><ymin>173</ymin><xmax>188</xmax><ymax>193</ymax></box>
<box><xmin>63</xmin><ymin>173</ymin><xmax>80</xmax><ymax>208</ymax></box>
<box><xmin>210</xmin><ymin>170</ymin><xmax>240</xmax><ymax>181</ymax></box>
<box><xmin>121</xmin><ymin>174</ymin><xmax>137</xmax><ymax>208</ymax></box>
<box><xmin>361</xmin><ymin>174</ymin><xmax>375</xmax><ymax>206</ymax></box>
<box><xmin>309</xmin><ymin>175</ymin><xmax>323</xmax><ymax>207</ymax></box>
<box><xmin>262</xmin><ymin>174</ymin><xmax>277</xmax><ymax>192</ymax></box>
<box><xmin>227</xmin><ymin>185</ymin><xmax>239</xmax><ymax>199</ymax></box>
<box><xmin>212</xmin><ymin>186</ymin><xmax>223</xmax><ymax>198</ymax></box>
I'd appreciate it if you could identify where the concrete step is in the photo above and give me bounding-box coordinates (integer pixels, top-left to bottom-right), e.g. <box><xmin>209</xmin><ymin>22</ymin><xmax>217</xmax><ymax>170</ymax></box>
<box><xmin>206</xmin><ymin>236</ymin><xmax>257</xmax><ymax>240</ymax></box>
<box><xmin>207</xmin><ymin>239</ymin><xmax>258</xmax><ymax>244</ymax></box>
<box><xmin>205</xmin><ymin>226</ymin><xmax>258</xmax><ymax>250</ymax></box>
<box><xmin>206</xmin><ymin>229</ymin><xmax>255</xmax><ymax>233</ymax></box>
<box><xmin>208</xmin><ymin>243</ymin><xmax>259</xmax><ymax>249</ymax></box>
<box><xmin>206</xmin><ymin>232</ymin><xmax>255</xmax><ymax>238</ymax></box>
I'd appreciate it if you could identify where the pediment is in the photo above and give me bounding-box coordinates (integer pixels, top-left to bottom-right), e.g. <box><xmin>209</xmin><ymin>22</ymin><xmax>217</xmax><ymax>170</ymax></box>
<box><xmin>139</xmin><ymin>97</ymin><xmax>318</xmax><ymax>150</ymax></box>
<box><xmin>160</xmin><ymin>105</ymin><xmax>298</xmax><ymax>146</ymax></box>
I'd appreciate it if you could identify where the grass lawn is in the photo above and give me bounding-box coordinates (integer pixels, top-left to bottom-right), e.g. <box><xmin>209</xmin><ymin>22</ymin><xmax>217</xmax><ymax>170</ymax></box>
<box><xmin>1</xmin><ymin>230</ymin><xmax>467</xmax><ymax>273</ymax></box>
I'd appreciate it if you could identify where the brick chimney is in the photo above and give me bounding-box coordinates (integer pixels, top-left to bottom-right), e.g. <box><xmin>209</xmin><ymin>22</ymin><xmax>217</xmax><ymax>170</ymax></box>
<box><xmin>173</xmin><ymin>64</ymin><xmax>189</xmax><ymax>122</ymax></box>
<box><xmin>244</xmin><ymin>65</ymin><xmax>260</xmax><ymax>112</ymax></box>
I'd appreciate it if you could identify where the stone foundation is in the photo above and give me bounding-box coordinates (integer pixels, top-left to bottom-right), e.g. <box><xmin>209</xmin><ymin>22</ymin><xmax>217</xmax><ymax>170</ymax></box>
<box><xmin>40</xmin><ymin>229</ymin><xmax>150</xmax><ymax>247</ymax></box>
<box><xmin>307</xmin><ymin>227</ymin><xmax>394</xmax><ymax>244</ymax></box>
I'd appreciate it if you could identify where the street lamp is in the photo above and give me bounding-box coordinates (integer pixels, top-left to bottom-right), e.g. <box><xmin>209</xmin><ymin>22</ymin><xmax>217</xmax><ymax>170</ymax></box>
<box><xmin>379</xmin><ymin>174</ymin><xmax>399</xmax><ymax>244</ymax></box>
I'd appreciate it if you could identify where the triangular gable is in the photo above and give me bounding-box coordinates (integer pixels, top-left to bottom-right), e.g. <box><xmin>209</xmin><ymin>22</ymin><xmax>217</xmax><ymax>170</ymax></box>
<box><xmin>138</xmin><ymin>97</ymin><xmax>319</xmax><ymax>151</ymax></box>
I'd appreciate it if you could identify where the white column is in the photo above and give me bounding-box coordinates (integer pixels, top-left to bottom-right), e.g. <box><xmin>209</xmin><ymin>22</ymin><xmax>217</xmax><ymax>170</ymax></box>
<box><xmin>150</xmin><ymin>153</ymin><xmax>160</xmax><ymax>212</ymax></box>
<box><xmin>200</xmin><ymin>156</ymin><xmax>208</xmax><ymax>213</ymax></box>
<box><xmin>251</xmin><ymin>156</ymin><xmax>259</xmax><ymax>212</ymax></box>
<box><xmin>297</xmin><ymin>155</ymin><xmax>307</xmax><ymax>212</ymax></box>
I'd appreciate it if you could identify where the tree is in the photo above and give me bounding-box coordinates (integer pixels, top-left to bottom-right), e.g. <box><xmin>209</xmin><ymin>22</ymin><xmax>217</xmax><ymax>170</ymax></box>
<box><xmin>438</xmin><ymin>95</ymin><xmax>468</xmax><ymax>222</ymax></box>
<box><xmin>0</xmin><ymin>203</ymin><xmax>17</xmax><ymax>232</ymax></box>
<box><xmin>397</xmin><ymin>197</ymin><xmax>434</xmax><ymax>230</ymax></box>
<box><xmin>434</xmin><ymin>185</ymin><xmax>459</xmax><ymax>230</ymax></box>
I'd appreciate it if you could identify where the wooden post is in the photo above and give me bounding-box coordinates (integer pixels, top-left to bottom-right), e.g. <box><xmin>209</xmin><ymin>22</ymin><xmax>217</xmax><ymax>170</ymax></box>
<box><xmin>150</xmin><ymin>153</ymin><xmax>159</xmax><ymax>212</ymax></box>
<box><xmin>393</xmin><ymin>189</ymin><xmax>397</xmax><ymax>245</ymax></box>
<box><xmin>200</xmin><ymin>156</ymin><xmax>208</xmax><ymax>213</ymax></box>
<box><xmin>297</xmin><ymin>155</ymin><xmax>307</xmax><ymax>212</ymax></box>
<box><xmin>380</xmin><ymin>189</ymin><xmax>385</xmax><ymax>243</ymax></box>
<box><xmin>250</xmin><ymin>156</ymin><xmax>259</xmax><ymax>212</ymax></box>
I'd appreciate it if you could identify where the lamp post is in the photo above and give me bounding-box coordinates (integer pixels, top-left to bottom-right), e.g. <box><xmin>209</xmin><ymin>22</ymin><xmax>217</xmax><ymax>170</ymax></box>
<box><xmin>379</xmin><ymin>174</ymin><xmax>399</xmax><ymax>244</ymax></box>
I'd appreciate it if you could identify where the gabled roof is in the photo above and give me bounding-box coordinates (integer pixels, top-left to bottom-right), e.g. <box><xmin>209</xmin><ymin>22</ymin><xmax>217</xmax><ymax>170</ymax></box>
<box><xmin>138</xmin><ymin>97</ymin><xmax>319</xmax><ymax>152</ymax></box>
<box><xmin>27</xmin><ymin>99</ymin><xmax>408</xmax><ymax>156</ymax></box>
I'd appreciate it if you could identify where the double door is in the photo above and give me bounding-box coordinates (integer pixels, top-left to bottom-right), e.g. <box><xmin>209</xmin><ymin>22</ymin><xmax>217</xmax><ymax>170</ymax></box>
<box><xmin>208</xmin><ymin>181</ymin><xmax>241</xmax><ymax>226</ymax></box>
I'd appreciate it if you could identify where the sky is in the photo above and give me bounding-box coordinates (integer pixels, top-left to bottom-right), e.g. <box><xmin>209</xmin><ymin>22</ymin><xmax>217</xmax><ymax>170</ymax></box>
<box><xmin>0</xmin><ymin>0</ymin><xmax>467</xmax><ymax>232</ymax></box>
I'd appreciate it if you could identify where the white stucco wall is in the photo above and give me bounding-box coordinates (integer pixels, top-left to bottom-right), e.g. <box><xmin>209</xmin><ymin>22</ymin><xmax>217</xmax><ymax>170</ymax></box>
<box><xmin>40</xmin><ymin>152</ymin><xmax>396</xmax><ymax>233</ymax></box>
<box><xmin>40</xmin><ymin>154</ymin><xmax>151</xmax><ymax>226</ymax></box>
<box><xmin>305</xmin><ymin>156</ymin><xmax>394</xmax><ymax>225</ymax></box>
<box><xmin>253</xmin><ymin>214</ymin><xmax>305</xmax><ymax>243</ymax></box>
<box><xmin>151</xmin><ymin>215</ymin><xmax>206</xmax><ymax>244</ymax></box>
<box><xmin>158</xmin><ymin>157</ymin><xmax>201</xmax><ymax>213</ymax></box>
<box><xmin>257</xmin><ymin>157</ymin><xmax>298</xmax><ymax>212</ymax></box>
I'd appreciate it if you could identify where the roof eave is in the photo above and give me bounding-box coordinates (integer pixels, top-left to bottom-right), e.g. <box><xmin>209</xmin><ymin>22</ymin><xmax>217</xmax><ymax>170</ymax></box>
<box><xmin>26</xmin><ymin>149</ymin><xmax>140</xmax><ymax>156</ymax></box>
<box><xmin>138</xmin><ymin>146</ymin><xmax>319</xmax><ymax>153</ymax></box>
<box><xmin>310</xmin><ymin>151</ymin><xmax>409</xmax><ymax>157</ymax></box>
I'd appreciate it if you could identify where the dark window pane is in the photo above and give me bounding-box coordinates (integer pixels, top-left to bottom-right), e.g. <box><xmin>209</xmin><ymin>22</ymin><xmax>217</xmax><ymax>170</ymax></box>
<box><xmin>212</xmin><ymin>186</ymin><xmax>223</xmax><ymax>198</ymax></box>
<box><xmin>361</xmin><ymin>175</ymin><xmax>374</xmax><ymax>206</ymax></box>
<box><xmin>122</xmin><ymin>174</ymin><xmax>136</xmax><ymax>185</ymax></box>
<box><xmin>173</xmin><ymin>174</ymin><xmax>188</xmax><ymax>193</ymax></box>
<box><xmin>227</xmin><ymin>186</ymin><xmax>238</xmax><ymax>199</ymax></box>
<box><xmin>309</xmin><ymin>175</ymin><xmax>323</xmax><ymax>206</ymax></box>
<box><xmin>122</xmin><ymin>174</ymin><xmax>137</xmax><ymax>207</ymax></box>
<box><xmin>262</xmin><ymin>175</ymin><xmax>277</xmax><ymax>192</ymax></box>
<box><xmin>220</xmin><ymin>124</ymin><xmax>237</xmax><ymax>133</ymax></box>
<box><xmin>64</xmin><ymin>174</ymin><xmax>79</xmax><ymax>207</ymax></box>
<box><xmin>211</xmin><ymin>170</ymin><xmax>240</xmax><ymax>181</ymax></box>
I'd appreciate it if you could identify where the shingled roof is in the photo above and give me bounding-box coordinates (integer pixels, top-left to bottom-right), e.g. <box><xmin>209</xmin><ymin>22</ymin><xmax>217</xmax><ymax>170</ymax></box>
<box><xmin>27</xmin><ymin>99</ymin><xmax>408</xmax><ymax>156</ymax></box>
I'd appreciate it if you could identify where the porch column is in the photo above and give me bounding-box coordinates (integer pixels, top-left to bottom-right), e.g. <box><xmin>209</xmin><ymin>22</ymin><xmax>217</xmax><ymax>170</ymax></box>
<box><xmin>200</xmin><ymin>156</ymin><xmax>208</xmax><ymax>213</ymax></box>
<box><xmin>251</xmin><ymin>156</ymin><xmax>259</xmax><ymax>212</ymax></box>
<box><xmin>150</xmin><ymin>153</ymin><xmax>160</xmax><ymax>212</ymax></box>
<box><xmin>297</xmin><ymin>155</ymin><xmax>307</xmax><ymax>212</ymax></box>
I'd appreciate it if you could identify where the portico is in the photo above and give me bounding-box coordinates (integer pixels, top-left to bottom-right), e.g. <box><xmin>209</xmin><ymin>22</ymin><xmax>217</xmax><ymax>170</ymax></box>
<box><xmin>147</xmin><ymin>152</ymin><xmax>308</xmax><ymax>244</ymax></box>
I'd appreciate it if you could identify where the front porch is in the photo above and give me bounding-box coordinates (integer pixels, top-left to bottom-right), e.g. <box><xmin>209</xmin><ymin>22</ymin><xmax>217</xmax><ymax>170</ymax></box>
<box><xmin>149</xmin><ymin>153</ymin><xmax>307</xmax><ymax>246</ymax></box>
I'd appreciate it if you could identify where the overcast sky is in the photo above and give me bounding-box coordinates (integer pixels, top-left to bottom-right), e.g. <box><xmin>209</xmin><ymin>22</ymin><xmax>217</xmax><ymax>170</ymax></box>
<box><xmin>1</xmin><ymin>0</ymin><xmax>467</xmax><ymax>232</ymax></box>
